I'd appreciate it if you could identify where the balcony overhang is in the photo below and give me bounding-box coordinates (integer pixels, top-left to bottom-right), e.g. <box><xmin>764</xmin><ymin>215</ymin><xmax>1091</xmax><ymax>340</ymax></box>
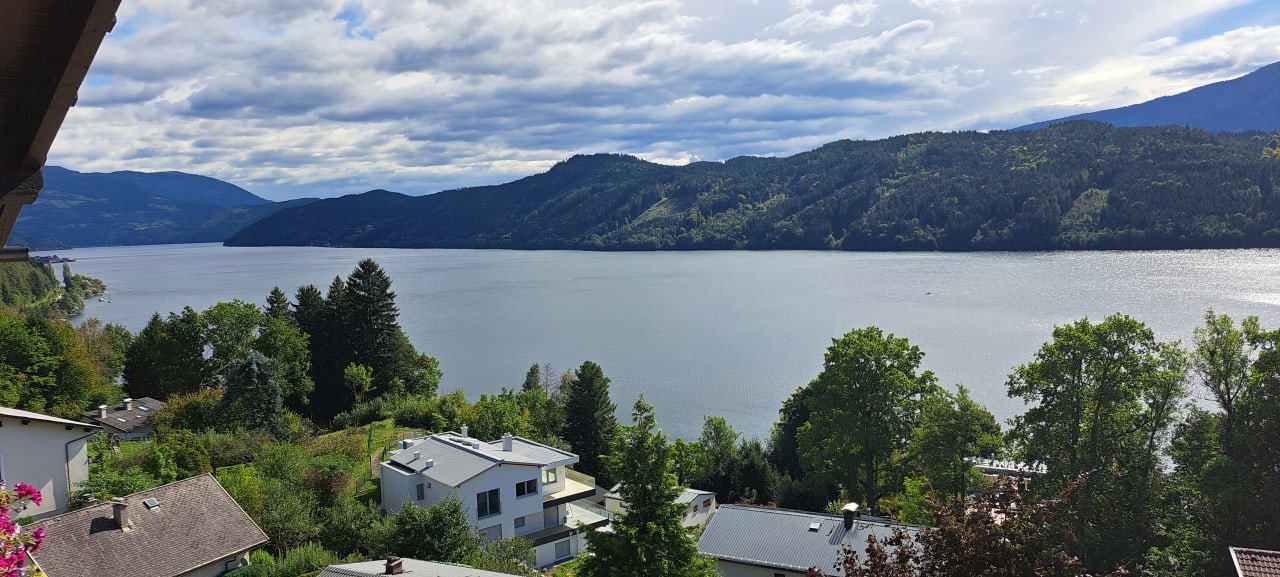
<box><xmin>0</xmin><ymin>0</ymin><xmax>123</xmax><ymax>252</ymax></box>
<box><xmin>542</xmin><ymin>477</ymin><xmax>596</xmax><ymax>509</ymax></box>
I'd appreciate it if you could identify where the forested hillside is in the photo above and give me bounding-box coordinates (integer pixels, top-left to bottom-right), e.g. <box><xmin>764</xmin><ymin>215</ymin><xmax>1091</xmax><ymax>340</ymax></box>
<box><xmin>228</xmin><ymin>122</ymin><xmax>1280</xmax><ymax>251</ymax></box>
<box><xmin>0</xmin><ymin>260</ymin><xmax>104</xmax><ymax>316</ymax></box>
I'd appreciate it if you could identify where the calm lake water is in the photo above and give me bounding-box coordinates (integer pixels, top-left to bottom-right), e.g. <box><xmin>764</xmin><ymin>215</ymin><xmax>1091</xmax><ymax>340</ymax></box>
<box><xmin>38</xmin><ymin>243</ymin><xmax>1280</xmax><ymax>441</ymax></box>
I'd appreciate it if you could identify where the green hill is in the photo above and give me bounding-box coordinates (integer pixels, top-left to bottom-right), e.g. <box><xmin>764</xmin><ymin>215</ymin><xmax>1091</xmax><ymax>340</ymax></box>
<box><xmin>227</xmin><ymin>123</ymin><xmax>1280</xmax><ymax>251</ymax></box>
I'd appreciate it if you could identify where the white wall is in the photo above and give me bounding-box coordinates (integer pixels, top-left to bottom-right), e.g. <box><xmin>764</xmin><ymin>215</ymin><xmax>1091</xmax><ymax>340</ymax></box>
<box><xmin>683</xmin><ymin>493</ymin><xmax>717</xmax><ymax>528</ymax></box>
<box><xmin>457</xmin><ymin>463</ymin><xmax>543</xmax><ymax>540</ymax></box>
<box><xmin>0</xmin><ymin>417</ymin><xmax>95</xmax><ymax>520</ymax></box>
<box><xmin>534</xmin><ymin>531</ymin><xmax>589</xmax><ymax>568</ymax></box>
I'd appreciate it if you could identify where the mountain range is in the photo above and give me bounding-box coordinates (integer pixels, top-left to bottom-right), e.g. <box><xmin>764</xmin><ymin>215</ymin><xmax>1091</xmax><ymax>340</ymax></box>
<box><xmin>15</xmin><ymin>61</ymin><xmax>1280</xmax><ymax>251</ymax></box>
<box><xmin>11</xmin><ymin>167</ymin><xmax>315</xmax><ymax>249</ymax></box>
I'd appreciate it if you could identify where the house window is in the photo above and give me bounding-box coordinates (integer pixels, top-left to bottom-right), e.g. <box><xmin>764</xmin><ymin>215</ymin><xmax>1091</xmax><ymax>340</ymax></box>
<box><xmin>477</xmin><ymin>488</ymin><xmax>501</xmax><ymax>518</ymax></box>
<box><xmin>693</xmin><ymin>505</ymin><xmax>699</xmax><ymax>513</ymax></box>
<box><xmin>416</xmin><ymin>483</ymin><xmax>425</xmax><ymax>501</ymax></box>
<box><xmin>542</xmin><ymin>468</ymin><xmax>557</xmax><ymax>484</ymax></box>
<box><xmin>703</xmin><ymin>499</ymin><xmax>712</xmax><ymax>508</ymax></box>
<box><xmin>516</xmin><ymin>479</ymin><xmax>538</xmax><ymax>497</ymax></box>
<box><xmin>555</xmin><ymin>540</ymin><xmax>571</xmax><ymax>559</ymax></box>
<box><xmin>481</xmin><ymin>524</ymin><xmax>502</xmax><ymax>543</ymax></box>
<box><xmin>515</xmin><ymin>516</ymin><xmax>526</xmax><ymax>528</ymax></box>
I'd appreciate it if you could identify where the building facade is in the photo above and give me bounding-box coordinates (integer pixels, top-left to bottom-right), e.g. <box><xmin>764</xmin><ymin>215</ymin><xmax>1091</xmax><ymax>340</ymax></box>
<box><xmin>381</xmin><ymin>428</ymin><xmax>610</xmax><ymax>568</ymax></box>
<box><xmin>0</xmin><ymin>406</ymin><xmax>99</xmax><ymax>520</ymax></box>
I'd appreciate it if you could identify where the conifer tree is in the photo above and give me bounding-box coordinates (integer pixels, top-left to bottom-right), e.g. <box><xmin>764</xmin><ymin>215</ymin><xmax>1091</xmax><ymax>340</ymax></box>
<box><xmin>562</xmin><ymin>360</ymin><xmax>617</xmax><ymax>482</ymax></box>
<box><xmin>580</xmin><ymin>396</ymin><xmax>717</xmax><ymax>577</ymax></box>
<box><xmin>265</xmin><ymin>286</ymin><xmax>291</xmax><ymax>320</ymax></box>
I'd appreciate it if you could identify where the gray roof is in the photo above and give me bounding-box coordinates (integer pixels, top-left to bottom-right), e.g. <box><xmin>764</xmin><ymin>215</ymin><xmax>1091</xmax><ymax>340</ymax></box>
<box><xmin>82</xmin><ymin>397</ymin><xmax>164</xmax><ymax>433</ymax></box>
<box><xmin>0</xmin><ymin>406</ymin><xmax>101</xmax><ymax>430</ymax></box>
<box><xmin>387</xmin><ymin>432</ymin><xmax>570</xmax><ymax>487</ymax></box>
<box><xmin>30</xmin><ymin>474</ymin><xmax>268</xmax><ymax>577</ymax></box>
<box><xmin>676</xmin><ymin>488</ymin><xmax>715</xmax><ymax>504</ymax></box>
<box><xmin>319</xmin><ymin>558</ymin><xmax>525</xmax><ymax>577</ymax></box>
<box><xmin>697</xmin><ymin>505</ymin><xmax>921</xmax><ymax>575</ymax></box>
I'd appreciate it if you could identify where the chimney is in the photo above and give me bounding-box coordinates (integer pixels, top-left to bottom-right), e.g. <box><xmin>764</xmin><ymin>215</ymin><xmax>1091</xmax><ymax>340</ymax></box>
<box><xmin>123</xmin><ymin>398</ymin><xmax>134</xmax><ymax>411</ymax></box>
<box><xmin>111</xmin><ymin>498</ymin><xmax>131</xmax><ymax>532</ymax></box>
<box><xmin>412</xmin><ymin>451</ymin><xmax>420</xmax><ymax>461</ymax></box>
<box><xmin>385</xmin><ymin>556</ymin><xmax>404</xmax><ymax>575</ymax></box>
<box><xmin>98</xmin><ymin>405</ymin><xmax>108</xmax><ymax>418</ymax></box>
<box><xmin>460</xmin><ymin>424</ymin><xmax>468</xmax><ymax>438</ymax></box>
<box><xmin>842</xmin><ymin>502</ymin><xmax>860</xmax><ymax>530</ymax></box>
<box><xmin>502</xmin><ymin>432</ymin><xmax>513</xmax><ymax>452</ymax></box>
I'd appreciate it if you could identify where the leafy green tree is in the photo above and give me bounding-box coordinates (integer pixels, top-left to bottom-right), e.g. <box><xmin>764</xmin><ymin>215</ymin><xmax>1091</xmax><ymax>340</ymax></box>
<box><xmin>390</xmin><ymin>497</ymin><xmax>482</xmax><ymax>563</ymax></box>
<box><xmin>733</xmin><ymin>438</ymin><xmax>783</xmax><ymax>505</ymax></box>
<box><xmin>908</xmin><ymin>385</ymin><xmax>1002</xmax><ymax>500</ymax></box>
<box><xmin>580</xmin><ymin>396</ymin><xmax>718</xmax><ymax>577</ymax></box>
<box><xmin>254</xmin><ymin>316</ymin><xmax>313</xmax><ymax>412</ymax></box>
<box><xmin>343</xmin><ymin>362</ymin><xmax>374</xmax><ymax>406</ymax></box>
<box><xmin>770</xmin><ymin>382</ymin><xmax>817</xmax><ymax>478</ymax></box>
<box><xmin>143</xmin><ymin>445</ymin><xmax>178</xmax><ymax>484</ymax></box>
<box><xmin>563</xmin><ymin>360</ymin><xmax>618</xmax><ymax>482</ymax></box>
<box><xmin>202</xmin><ymin>300</ymin><xmax>265</xmax><ymax>385</ymax></box>
<box><xmin>316</xmin><ymin>496</ymin><xmax>392</xmax><ymax>559</ymax></box>
<box><xmin>1007</xmin><ymin>313</ymin><xmax>1187</xmax><ymax>571</ymax></box>
<box><xmin>156</xmin><ymin>429</ymin><xmax>213</xmax><ymax>478</ymax></box>
<box><xmin>692</xmin><ymin>416</ymin><xmax>739</xmax><ymax>501</ymax></box>
<box><xmin>797</xmin><ymin>327</ymin><xmax>939</xmax><ymax>514</ymax></box>
<box><xmin>469</xmin><ymin>538</ymin><xmax>539</xmax><ymax>577</ymax></box>
<box><xmin>151</xmin><ymin>387</ymin><xmax>223</xmax><ymax>433</ymax></box>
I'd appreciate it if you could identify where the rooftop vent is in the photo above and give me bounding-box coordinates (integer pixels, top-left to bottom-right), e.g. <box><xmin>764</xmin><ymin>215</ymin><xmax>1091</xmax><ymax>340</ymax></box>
<box><xmin>98</xmin><ymin>405</ymin><xmax>107</xmax><ymax>418</ymax></box>
<box><xmin>123</xmin><ymin>398</ymin><xmax>133</xmax><ymax>411</ymax></box>
<box><xmin>460</xmin><ymin>424</ymin><xmax>468</xmax><ymax>438</ymax></box>
<box><xmin>412</xmin><ymin>451</ymin><xmax>420</xmax><ymax>461</ymax></box>
<box><xmin>385</xmin><ymin>556</ymin><xmax>404</xmax><ymax>575</ymax></box>
<box><xmin>142</xmin><ymin>497</ymin><xmax>160</xmax><ymax>510</ymax></box>
<box><xmin>422</xmin><ymin>459</ymin><xmax>434</xmax><ymax>469</ymax></box>
<box><xmin>808</xmin><ymin>521</ymin><xmax>822</xmax><ymax>532</ymax></box>
<box><xmin>502</xmin><ymin>432</ymin><xmax>513</xmax><ymax>452</ymax></box>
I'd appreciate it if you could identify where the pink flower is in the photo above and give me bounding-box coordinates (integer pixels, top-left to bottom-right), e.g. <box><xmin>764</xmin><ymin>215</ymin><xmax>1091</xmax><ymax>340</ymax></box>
<box><xmin>14</xmin><ymin>484</ymin><xmax>40</xmax><ymax>507</ymax></box>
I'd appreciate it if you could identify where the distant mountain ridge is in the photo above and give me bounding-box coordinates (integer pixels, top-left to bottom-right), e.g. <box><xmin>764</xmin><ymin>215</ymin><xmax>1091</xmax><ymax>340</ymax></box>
<box><xmin>12</xmin><ymin>167</ymin><xmax>314</xmax><ymax>249</ymax></box>
<box><xmin>1016</xmin><ymin>61</ymin><xmax>1280</xmax><ymax>132</ymax></box>
<box><xmin>228</xmin><ymin>122</ymin><xmax>1280</xmax><ymax>252</ymax></box>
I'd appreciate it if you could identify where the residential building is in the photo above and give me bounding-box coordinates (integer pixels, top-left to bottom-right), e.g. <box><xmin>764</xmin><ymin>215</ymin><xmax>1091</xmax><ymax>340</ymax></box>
<box><xmin>0</xmin><ymin>406</ymin><xmax>100</xmax><ymax>520</ymax></box>
<box><xmin>28</xmin><ymin>473</ymin><xmax>269</xmax><ymax>577</ymax></box>
<box><xmin>381</xmin><ymin>427</ymin><xmax>610</xmax><ymax>568</ymax></box>
<box><xmin>604</xmin><ymin>485</ymin><xmax>718</xmax><ymax>529</ymax></box>
<box><xmin>697</xmin><ymin>504</ymin><xmax>921</xmax><ymax>577</ymax></box>
<box><xmin>319</xmin><ymin>556</ymin><xmax>526</xmax><ymax>577</ymax></box>
<box><xmin>82</xmin><ymin>396</ymin><xmax>164</xmax><ymax>441</ymax></box>
<box><xmin>1231</xmin><ymin>546</ymin><xmax>1280</xmax><ymax>577</ymax></box>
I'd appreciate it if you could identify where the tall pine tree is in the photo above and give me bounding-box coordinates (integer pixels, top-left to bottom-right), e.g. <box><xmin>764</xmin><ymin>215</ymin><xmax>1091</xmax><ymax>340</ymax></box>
<box><xmin>563</xmin><ymin>360</ymin><xmax>617</xmax><ymax>482</ymax></box>
<box><xmin>580</xmin><ymin>396</ymin><xmax>717</xmax><ymax>577</ymax></box>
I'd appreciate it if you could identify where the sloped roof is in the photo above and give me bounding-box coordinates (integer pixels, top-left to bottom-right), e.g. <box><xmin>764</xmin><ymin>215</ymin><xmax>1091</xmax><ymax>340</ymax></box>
<box><xmin>319</xmin><ymin>558</ymin><xmax>525</xmax><ymax>577</ymax></box>
<box><xmin>677</xmin><ymin>488</ymin><xmax>716</xmax><ymax>504</ymax></box>
<box><xmin>1233</xmin><ymin>547</ymin><xmax>1280</xmax><ymax>577</ymax></box>
<box><xmin>697</xmin><ymin>505</ymin><xmax>920</xmax><ymax>575</ymax></box>
<box><xmin>387</xmin><ymin>432</ymin><xmax>570</xmax><ymax>487</ymax></box>
<box><xmin>0</xmin><ymin>406</ymin><xmax>100</xmax><ymax>430</ymax></box>
<box><xmin>29</xmin><ymin>474</ymin><xmax>268</xmax><ymax>577</ymax></box>
<box><xmin>82</xmin><ymin>397</ymin><xmax>164</xmax><ymax>433</ymax></box>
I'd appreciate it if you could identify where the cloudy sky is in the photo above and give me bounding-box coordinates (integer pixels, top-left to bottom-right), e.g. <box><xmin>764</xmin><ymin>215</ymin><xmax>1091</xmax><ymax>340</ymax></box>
<box><xmin>48</xmin><ymin>0</ymin><xmax>1280</xmax><ymax>201</ymax></box>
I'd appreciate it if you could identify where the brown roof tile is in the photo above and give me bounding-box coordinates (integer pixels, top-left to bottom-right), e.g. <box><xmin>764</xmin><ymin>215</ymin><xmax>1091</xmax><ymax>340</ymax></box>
<box><xmin>29</xmin><ymin>474</ymin><xmax>268</xmax><ymax>577</ymax></box>
<box><xmin>1233</xmin><ymin>547</ymin><xmax>1280</xmax><ymax>577</ymax></box>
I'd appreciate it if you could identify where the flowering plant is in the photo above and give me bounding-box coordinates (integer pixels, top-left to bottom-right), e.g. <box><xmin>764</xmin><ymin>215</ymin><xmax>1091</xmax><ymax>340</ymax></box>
<box><xmin>1</xmin><ymin>482</ymin><xmax>44</xmax><ymax>577</ymax></box>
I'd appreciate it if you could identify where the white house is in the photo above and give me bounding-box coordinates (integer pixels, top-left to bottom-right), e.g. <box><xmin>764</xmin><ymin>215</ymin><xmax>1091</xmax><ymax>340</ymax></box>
<box><xmin>0</xmin><ymin>406</ymin><xmax>100</xmax><ymax>520</ymax></box>
<box><xmin>605</xmin><ymin>486</ymin><xmax>718</xmax><ymax>529</ymax></box>
<box><xmin>381</xmin><ymin>427</ymin><xmax>611</xmax><ymax>568</ymax></box>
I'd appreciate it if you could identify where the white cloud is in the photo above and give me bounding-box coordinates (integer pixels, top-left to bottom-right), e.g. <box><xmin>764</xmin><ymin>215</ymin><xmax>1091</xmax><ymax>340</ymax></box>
<box><xmin>40</xmin><ymin>0</ymin><xmax>1280</xmax><ymax>201</ymax></box>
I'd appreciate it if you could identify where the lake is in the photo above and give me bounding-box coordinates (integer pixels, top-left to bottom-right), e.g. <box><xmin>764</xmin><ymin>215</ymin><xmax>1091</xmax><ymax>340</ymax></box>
<box><xmin>38</xmin><ymin>243</ymin><xmax>1280</xmax><ymax>441</ymax></box>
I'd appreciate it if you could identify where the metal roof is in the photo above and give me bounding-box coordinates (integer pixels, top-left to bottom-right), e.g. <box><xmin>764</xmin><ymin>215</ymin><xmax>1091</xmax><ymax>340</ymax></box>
<box><xmin>697</xmin><ymin>505</ymin><xmax>921</xmax><ymax>575</ymax></box>
<box><xmin>387</xmin><ymin>432</ymin><xmax>564</xmax><ymax>487</ymax></box>
<box><xmin>0</xmin><ymin>0</ymin><xmax>121</xmax><ymax>259</ymax></box>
